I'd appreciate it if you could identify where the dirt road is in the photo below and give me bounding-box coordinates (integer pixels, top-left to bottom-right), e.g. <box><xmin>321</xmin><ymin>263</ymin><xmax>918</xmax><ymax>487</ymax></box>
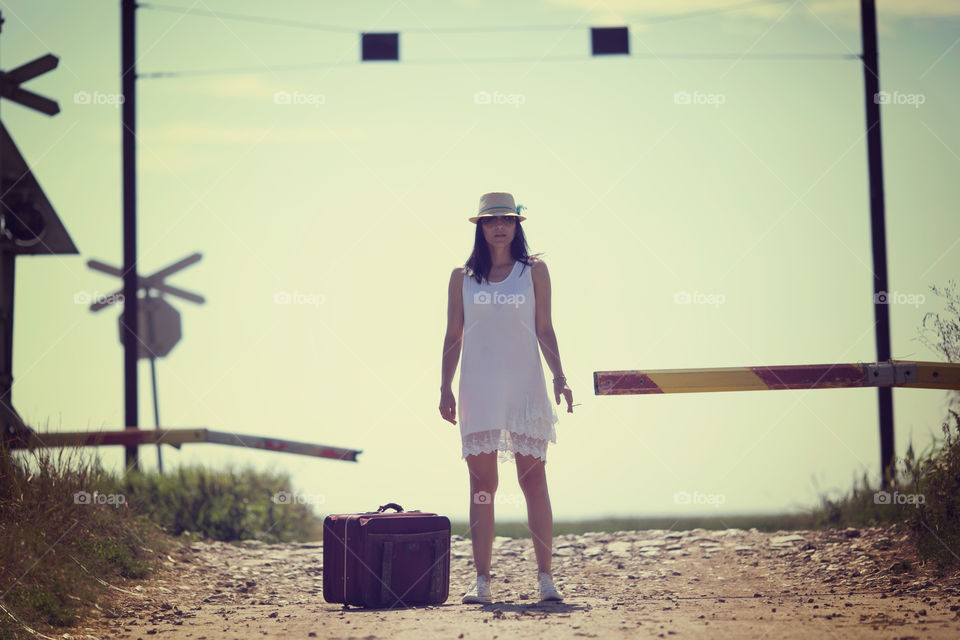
<box><xmin>81</xmin><ymin>525</ymin><xmax>960</xmax><ymax>639</ymax></box>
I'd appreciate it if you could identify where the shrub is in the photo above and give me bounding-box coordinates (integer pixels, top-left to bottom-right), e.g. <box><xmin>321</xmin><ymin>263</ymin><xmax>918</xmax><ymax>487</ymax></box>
<box><xmin>118</xmin><ymin>464</ymin><xmax>324</xmax><ymax>543</ymax></box>
<box><xmin>905</xmin><ymin>410</ymin><xmax>960</xmax><ymax>565</ymax></box>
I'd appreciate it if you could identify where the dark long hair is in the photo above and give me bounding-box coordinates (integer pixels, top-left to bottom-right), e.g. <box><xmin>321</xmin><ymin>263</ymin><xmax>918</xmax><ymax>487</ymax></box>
<box><xmin>463</xmin><ymin>218</ymin><xmax>543</xmax><ymax>284</ymax></box>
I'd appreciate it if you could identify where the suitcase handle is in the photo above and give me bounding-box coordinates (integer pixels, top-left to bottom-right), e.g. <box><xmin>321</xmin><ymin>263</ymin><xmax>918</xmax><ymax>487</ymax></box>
<box><xmin>377</xmin><ymin>502</ymin><xmax>404</xmax><ymax>513</ymax></box>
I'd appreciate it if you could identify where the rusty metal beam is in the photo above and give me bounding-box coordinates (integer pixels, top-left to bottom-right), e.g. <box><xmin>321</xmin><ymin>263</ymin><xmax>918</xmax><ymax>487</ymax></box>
<box><xmin>7</xmin><ymin>427</ymin><xmax>361</xmax><ymax>462</ymax></box>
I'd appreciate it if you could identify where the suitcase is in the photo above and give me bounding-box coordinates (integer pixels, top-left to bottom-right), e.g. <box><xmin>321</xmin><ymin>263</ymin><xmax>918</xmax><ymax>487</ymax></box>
<box><xmin>322</xmin><ymin>502</ymin><xmax>451</xmax><ymax>608</ymax></box>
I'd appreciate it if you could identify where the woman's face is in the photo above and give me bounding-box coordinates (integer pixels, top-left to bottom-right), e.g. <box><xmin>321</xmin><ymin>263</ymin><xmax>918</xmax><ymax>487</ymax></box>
<box><xmin>480</xmin><ymin>215</ymin><xmax>516</xmax><ymax>249</ymax></box>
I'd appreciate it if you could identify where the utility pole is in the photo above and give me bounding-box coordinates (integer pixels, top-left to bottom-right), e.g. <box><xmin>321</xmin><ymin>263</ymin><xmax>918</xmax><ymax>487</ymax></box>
<box><xmin>0</xmin><ymin>9</ymin><xmax>7</xmax><ymax>443</ymax></box>
<box><xmin>121</xmin><ymin>0</ymin><xmax>139</xmax><ymax>471</ymax></box>
<box><xmin>859</xmin><ymin>0</ymin><xmax>894</xmax><ymax>484</ymax></box>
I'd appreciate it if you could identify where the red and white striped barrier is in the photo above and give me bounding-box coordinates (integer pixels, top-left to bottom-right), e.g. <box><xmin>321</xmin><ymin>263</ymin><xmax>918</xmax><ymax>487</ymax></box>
<box><xmin>594</xmin><ymin>360</ymin><xmax>960</xmax><ymax>395</ymax></box>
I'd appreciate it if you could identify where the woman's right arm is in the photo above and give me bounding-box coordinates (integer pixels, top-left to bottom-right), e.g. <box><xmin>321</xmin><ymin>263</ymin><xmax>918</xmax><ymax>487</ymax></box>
<box><xmin>439</xmin><ymin>268</ymin><xmax>464</xmax><ymax>424</ymax></box>
<box><xmin>440</xmin><ymin>267</ymin><xmax>465</xmax><ymax>390</ymax></box>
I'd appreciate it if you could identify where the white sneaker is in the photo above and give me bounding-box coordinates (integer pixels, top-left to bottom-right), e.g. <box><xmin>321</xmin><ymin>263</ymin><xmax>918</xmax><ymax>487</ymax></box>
<box><xmin>538</xmin><ymin>571</ymin><xmax>564</xmax><ymax>602</ymax></box>
<box><xmin>461</xmin><ymin>574</ymin><xmax>492</xmax><ymax>604</ymax></box>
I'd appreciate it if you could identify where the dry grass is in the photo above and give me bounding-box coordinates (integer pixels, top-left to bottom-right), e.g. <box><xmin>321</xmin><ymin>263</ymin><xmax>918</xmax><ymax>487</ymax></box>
<box><xmin>0</xmin><ymin>440</ymin><xmax>168</xmax><ymax>639</ymax></box>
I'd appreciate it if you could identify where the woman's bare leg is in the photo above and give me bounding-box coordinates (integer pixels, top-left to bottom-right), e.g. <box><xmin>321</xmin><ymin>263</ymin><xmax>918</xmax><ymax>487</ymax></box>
<box><xmin>465</xmin><ymin>450</ymin><xmax>498</xmax><ymax>578</ymax></box>
<box><xmin>515</xmin><ymin>452</ymin><xmax>552</xmax><ymax>575</ymax></box>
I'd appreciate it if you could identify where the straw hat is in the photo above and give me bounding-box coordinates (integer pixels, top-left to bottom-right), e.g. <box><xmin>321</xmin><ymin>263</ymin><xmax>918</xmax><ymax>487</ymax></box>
<box><xmin>469</xmin><ymin>192</ymin><xmax>527</xmax><ymax>223</ymax></box>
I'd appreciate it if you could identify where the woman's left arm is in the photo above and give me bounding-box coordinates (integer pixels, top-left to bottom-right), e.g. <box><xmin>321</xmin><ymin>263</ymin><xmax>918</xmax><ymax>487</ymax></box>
<box><xmin>532</xmin><ymin>259</ymin><xmax>574</xmax><ymax>412</ymax></box>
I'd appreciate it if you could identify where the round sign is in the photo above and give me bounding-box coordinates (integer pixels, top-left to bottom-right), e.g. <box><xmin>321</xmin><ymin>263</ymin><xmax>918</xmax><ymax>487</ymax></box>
<box><xmin>118</xmin><ymin>296</ymin><xmax>182</xmax><ymax>359</ymax></box>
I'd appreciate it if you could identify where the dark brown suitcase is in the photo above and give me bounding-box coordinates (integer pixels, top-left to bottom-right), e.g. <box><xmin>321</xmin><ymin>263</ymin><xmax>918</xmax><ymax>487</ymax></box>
<box><xmin>322</xmin><ymin>502</ymin><xmax>450</xmax><ymax>608</ymax></box>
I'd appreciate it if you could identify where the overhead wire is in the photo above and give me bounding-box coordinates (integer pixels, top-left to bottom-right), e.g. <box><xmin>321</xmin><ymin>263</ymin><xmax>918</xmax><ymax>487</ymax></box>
<box><xmin>139</xmin><ymin>0</ymin><xmax>795</xmax><ymax>33</ymax></box>
<box><xmin>135</xmin><ymin>0</ymin><xmax>858</xmax><ymax>79</ymax></box>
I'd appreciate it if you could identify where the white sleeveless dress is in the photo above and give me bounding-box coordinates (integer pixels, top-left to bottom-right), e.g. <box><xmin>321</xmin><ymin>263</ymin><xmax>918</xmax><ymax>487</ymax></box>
<box><xmin>458</xmin><ymin>259</ymin><xmax>559</xmax><ymax>463</ymax></box>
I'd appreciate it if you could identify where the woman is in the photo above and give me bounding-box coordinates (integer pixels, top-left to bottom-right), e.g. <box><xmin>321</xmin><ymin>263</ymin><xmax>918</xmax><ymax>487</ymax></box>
<box><xmin>439</xmin><ymin>192</ymin><xmax>574</xmax><ymax>605</ymax></box>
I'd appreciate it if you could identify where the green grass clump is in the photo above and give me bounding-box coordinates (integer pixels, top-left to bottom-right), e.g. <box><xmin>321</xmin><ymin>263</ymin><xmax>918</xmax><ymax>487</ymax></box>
<box><xmin>808</xmin><ymin>436</ymin><xmax>928</xmax><ymax>531</ymax></box>
<box><xmin>118</xmin><ymin>464</ymin><xmax>324</xmax><ymax>543</ymax></box>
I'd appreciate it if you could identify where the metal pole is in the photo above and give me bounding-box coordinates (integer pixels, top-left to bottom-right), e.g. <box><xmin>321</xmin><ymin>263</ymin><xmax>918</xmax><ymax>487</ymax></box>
<box><xmin>121</xmin><ymin>0</ymin><xmax>139</xmax><ymax>471</ymax></box>
<box><xmin>0</xmin><ymin>251</ymin><xmax>15</xmax><ymax>438</ymax></box>
<box><xmin>149</xmin><ymin>355</ymin><xmax>162</xmax><ymax>472</ymax></box>
<box><xmin>146</xmin><ymin>293</ymin><xmax>162</xmax><ymax>472</ymax></box>
<box><xmin>859</xmin><ymin>0</ymin><xmax>894</xmax><ymax>484</ymax></box>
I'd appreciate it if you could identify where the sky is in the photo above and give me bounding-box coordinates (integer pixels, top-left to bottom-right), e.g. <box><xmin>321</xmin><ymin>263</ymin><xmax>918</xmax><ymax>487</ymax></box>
<box><xmin>4</xmin><ymin>0</ymin><xmax>960</xmax><ymax>523</ymax></box>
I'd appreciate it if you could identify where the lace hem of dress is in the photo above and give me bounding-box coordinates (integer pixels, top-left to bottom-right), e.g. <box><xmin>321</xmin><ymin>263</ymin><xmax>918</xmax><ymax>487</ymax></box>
<box><xmin>479</xmin><ymin>393</ymin><xmax>560</xmax><ymax>442</ymax></box>
<box><xmin>462</xmin><ymin>429</ymin><xmax>550</xmax><ymax>463</ymax></box>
